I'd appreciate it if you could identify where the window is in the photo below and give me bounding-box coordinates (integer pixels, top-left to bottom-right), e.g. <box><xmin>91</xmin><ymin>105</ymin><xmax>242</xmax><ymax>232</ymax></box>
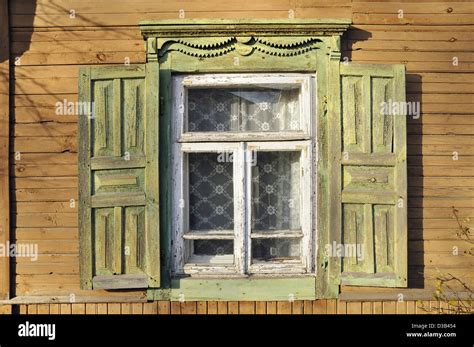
<box><xmin>171</xmin><ymin>74</ymin><xmax>315</xmax><ymax>276</ymax></box>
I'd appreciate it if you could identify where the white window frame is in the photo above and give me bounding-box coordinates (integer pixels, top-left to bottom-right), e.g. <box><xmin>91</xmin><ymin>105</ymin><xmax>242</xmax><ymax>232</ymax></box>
<box><xmin>172</xmin><ymin>142</ymin><xmax>245</xmax><ymax>276</ymax></box>
<box><xmin>171</xmin><ymin>73</ymin><xmax>315</xmax><ymax>277</ymax></box>
<box><xmin>174</xmin><ymin>73</ymin><xmax>313</xmax><ymax>142</ymax></box>
<box><xmin>246</xmin><ymin>141</ymin><xmax>312</xmax><ymax>274</ymax></box>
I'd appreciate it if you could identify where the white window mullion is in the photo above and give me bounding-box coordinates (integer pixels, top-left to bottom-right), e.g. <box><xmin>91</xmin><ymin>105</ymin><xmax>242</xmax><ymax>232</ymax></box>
<box><xmin>234</xmin><ymin>142</ymin><xmax>246</xmax><ymax>275</ymax></box>
<box><xmin>171</xmin><ymin>142</ymin><xmax>185</xmax><ymax>274</ymax></box>
<box><xmin>245</xmin><ymin>144</ymin><xmax>252</xmax><ymax>274</ymax></box>
<box><xmin>173</xmin><ymin>142</ymin><xmax>242</xmax><ymax>275</ymax></box>
<box><xmin>301</xmin><ymin>144</ymin><xmax>312</xmax><ymax>272</ymax></box>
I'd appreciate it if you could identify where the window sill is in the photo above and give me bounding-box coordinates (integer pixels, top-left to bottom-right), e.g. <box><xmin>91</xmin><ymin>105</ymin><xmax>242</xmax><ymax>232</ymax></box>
<box><xmin>148</xmin><ymin>276</ymin><xmax>316</xmax><ymax>301</ymax></box>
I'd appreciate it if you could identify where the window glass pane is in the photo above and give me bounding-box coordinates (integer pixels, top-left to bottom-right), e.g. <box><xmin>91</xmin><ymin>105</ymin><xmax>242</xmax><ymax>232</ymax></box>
<box><xmin>193</xmin><ymin>240</ymin><xmax>233</xmax><ymax>256</ymax></box>
<box><xmin>251</xmin><ymin>151</ymin><xmax>301</xmax><ymax>231</ymax></box>
<box><xmin>252</xmin><ymin>238</ymin><xmax>300</xmax><ymax>261</ymax></box>
<box><xmin>188</xmin><ymin>153</ymin><xmax>234</xmax><ymax>230</ymax></box>
<box><xmin>187</xmin><ymin>86</ymin><xmax>301</xmax><ymax>132</ymax></box>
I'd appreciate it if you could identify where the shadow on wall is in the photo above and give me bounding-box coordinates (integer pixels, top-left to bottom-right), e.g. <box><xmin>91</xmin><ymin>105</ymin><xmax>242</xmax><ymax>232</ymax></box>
<box><xmin>11</xmin><ymin>0</ymin><xmax>140</xmax><ymax>121</ymax></box>
<box><xmin>341</xmin><ymin>27</ymin><xmax>371</xmax><ymax>62</ymax></box>
<box><xmin>6</xmin><ymin>0</ymin><xmax>36</xmax><ymax>299</ymax></box>
<box><xmin>403</xmin><ymin>74</ymin><xmax>425</xmax><ymax>289</ymax></box>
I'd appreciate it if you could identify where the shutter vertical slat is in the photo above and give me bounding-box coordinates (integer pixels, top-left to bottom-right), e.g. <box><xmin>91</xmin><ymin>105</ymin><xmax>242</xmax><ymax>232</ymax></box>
<box><xmin>113</xmin><ymin>206</ymin><xmax>123</xmax><ymax>274</ymax></box>
<box><xmin>79</xmin><ymin>67</ymin><xmax>93</xmax><ymax>289</ymax></box>
<box><xmin>394</xmin><ymin>65</ymin><xmax>408</xmax><ymax>288</ymax></box>
<box><xmin>143</xmin><ymin>62</ymin><xmax>161</xmax><ymax>288</ymax></box>
<box><xmin>113</xmin><ymin>79</ymin><xmax>122</xmax><ymax>157</ymax></box>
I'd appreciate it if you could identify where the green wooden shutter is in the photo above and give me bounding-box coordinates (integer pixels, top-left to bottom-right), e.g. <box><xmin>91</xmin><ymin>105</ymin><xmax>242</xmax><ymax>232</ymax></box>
<box><xmin>339</xmin><ymin>63</ymin><xmax>407</xmax><ymax>287</ymax></box>
<box><xmin>78</xmin><ymin>64</ymin><xmax>160</xmax><ymax>290</ymax></box>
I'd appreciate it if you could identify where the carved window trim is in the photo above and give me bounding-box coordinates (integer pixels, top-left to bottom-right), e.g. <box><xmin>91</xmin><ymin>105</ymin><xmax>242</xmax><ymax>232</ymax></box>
<box><xmin>140</xmin><ymin>19</ymin><xmax>353</xmax><ymax>300</ymax></box>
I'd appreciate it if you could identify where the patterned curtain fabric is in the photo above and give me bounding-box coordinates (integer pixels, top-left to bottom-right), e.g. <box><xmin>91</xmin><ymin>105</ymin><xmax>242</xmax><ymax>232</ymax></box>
<box><xmin>188</xmin><ymin>152</ymin><xmax>234</xmax><ymax>231</ymax></box>
<box><xmin>187</xmin><ymin>87</ymin><xmax>300</xmax><ymax>132</ymax></box>
<box><xmin>251</xmin><ymin>151</ymin><xmax>300</xmax><ymax>231</ymax></box>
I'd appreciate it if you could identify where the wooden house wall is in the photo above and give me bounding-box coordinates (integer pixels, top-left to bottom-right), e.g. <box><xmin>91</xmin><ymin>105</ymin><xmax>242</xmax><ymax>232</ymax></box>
<box><xmin>2</xmin><ymin>0</ymin><xmax>473</xmax><ymax>311</ymax></box>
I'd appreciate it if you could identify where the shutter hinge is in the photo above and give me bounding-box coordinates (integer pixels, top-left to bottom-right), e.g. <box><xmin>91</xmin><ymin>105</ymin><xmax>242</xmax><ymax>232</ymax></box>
<box><xmin>159</xmin><ymin>97</ymin><xmax>164</xmax><ymax>116</ymax></box>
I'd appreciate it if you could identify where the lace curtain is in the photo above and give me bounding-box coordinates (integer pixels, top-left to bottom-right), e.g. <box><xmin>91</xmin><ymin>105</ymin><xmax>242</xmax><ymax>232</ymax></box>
<box><xmin>187</xmin><ymin>87</ymin><xmax>300</xmax><ymax>132</ymax></box>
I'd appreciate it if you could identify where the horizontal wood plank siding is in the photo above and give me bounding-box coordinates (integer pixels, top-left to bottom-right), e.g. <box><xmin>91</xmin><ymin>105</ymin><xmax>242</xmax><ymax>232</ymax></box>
<box><xmin>5</xmin><ymin>300</ymin><xmax>455</xmax><ymax>315</ymax></box>
<box><xmin>5</xmin><ymin>0</ymin><xmax>473</xmax><ymax>308</ymax></box>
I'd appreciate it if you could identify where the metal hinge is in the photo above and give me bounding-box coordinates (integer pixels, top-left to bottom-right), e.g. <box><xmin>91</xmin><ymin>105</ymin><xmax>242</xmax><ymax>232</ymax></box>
<box><xmin>159</xmin><ymin>97</ymin><xmax>164</xmax><ymax>116</ymax></box>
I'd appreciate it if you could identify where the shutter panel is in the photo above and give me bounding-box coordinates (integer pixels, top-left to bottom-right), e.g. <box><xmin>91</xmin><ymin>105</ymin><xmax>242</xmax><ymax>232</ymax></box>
<box><xmin>339</xmin><ymin>63</ymin><xmax>407</xmax><ymax>287</ymax></box>
<box><xmin>78</xmin><ymin>64</ymin><xmax>160</xmax><ymax>290</ymax></box>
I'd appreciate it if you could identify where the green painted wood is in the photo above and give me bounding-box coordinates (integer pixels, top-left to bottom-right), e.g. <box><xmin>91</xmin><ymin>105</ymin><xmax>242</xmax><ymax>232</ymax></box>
<box><xmin>124</xmin><ymin>207</ymin><xmax>139</xmax><ymax>273</ymax></box>
<box><xmin>90</xmin><ymin>65</ymin><xmax>146</xmax><ymax>80</ymax></box>
<box><xmin>324</xmin><ymin>37</ymin><xmax>342</xmax><ymax>298</ymax></box>
<box><xmin>393</xmin><ymin>64</ymin><xmax>408</xmax><ymax>288</ymax></box>
<box><xmin>78</xmin><ymin>66</ymin><xmax>93</xmax><ymax>290</ymax></box>
<box><xmin>112</xmin><ymin>79</ymin><xmax>122</xmax><ymax>157</ymax></box>
<box><xmin>340</xmin><ymin>63</ymin><xmax>407</xmax><ymax>288</ymax></box>
<box><xmin>123</xmin><ymin>79</ymin><xmax>145</xmax><ymax>156</ymax></box>
<box><xmin>94</xmin><ymin>207</ymin><xmax>114</xmax><ymax>276</ymax></box>
<box><xmin>168</xmin><ymin>277</ymin><xmax>316</xmax><ymax>301</ymax></box>
<box><xmin>341</xmin><ymin>273</ymin><xmax>398</xmax><ymax>287</ymax></box>
<box><xmin>340</xmin><ymin>63</ymin><xmax>394</xmax><ymax>77</ymax></box>
<box><xmin>323</xmin><ymin>36</ymin><xmax>343</xmax><ymax>298</ymax></box>
<box><xmin>159</xmin><ymin>49</ymin><xmax>318</xmax><ymax>72</ymax></box>
<box><xmin>113</xmin><ymin>206</ymin><xmax>122</xmax><ymax>274</ymax></box>
<box><xmin>90</xmin><ymin>156</ymin><xmax>146</xmax><ymax>170</ymax></box>
<box><xmin>342</xmin><ymin>75</ymin><xmax>366</xmax><ymax>153</ymax></box>
<box><xmin>374</xmin><ymin>205</ymin><xmax>394</xmax><ymax>274</ymax></box>
<box><xmin>90</xmin><ymin>192</ymin><xmax>146</xmax><ymax>208</ymax></box>
<box><xmin>342</xmin><ymin>153</ymin><xmax>396</xmax><ymax>166</ymax></box>
<box><xmin>143</xmin><ymin>62</ymin><xmax>161</xmax><ymax>288</ymax></box>
<box><xmin>93</xmin><ymin>274</ymin><xmax>148</xmax><ymax>290</ymax></box>
<box><xmin>342</xmin><ymin>204</ymin><xmax>371</xmax><ymax>274</ymax></box>
<box><xmin>78</xmin><ymin>64</ymin><xmax>160</xmax><ymax>289</ymax></box>
<box><xmin>341</xmin><ymin>191</ymin><xmax>398</xmax><ymax>205</ymax></box>
<box><xmin>92</xmin><ymin>80</ymin><xmax>114</xmax><ymax>157</ymax></box>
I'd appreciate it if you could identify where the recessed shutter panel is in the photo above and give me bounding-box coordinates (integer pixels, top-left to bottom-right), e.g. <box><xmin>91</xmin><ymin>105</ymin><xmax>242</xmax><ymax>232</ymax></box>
<box><xmin>339</xmin><ymin>63</ymin><xmax>407</xmax><ymax>287</ymax></box>
<box><xmin>78</xmin><ymin>64</ymin><xmax>160</xmax><ymax>290</ymax></box>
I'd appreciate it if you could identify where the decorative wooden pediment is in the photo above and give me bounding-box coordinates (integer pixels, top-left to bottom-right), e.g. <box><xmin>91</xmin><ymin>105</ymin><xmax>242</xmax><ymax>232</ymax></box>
<box><xmin>139</xmin><ymin>19</ymin><xmax>351</xmax><ymax>60</ymax></box>
<box><xmin>157</xmin><ymin>36</ymin><xmax>323</xmax><ymax>58</ymax></box>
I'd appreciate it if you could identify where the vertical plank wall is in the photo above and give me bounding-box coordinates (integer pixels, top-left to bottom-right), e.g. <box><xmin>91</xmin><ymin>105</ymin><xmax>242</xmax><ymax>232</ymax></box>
<box><xmin>3</xmin><ymin>0</ymin><xmax>473</xmax><ymax>312</ymax></box>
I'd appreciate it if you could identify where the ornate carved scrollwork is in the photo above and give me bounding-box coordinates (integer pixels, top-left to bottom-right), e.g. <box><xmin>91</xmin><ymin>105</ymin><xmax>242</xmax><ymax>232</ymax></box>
<box><xmin>157</xmin><ymin>36</ymin><xmax>323</xmax><ymax>58</ymax></box>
